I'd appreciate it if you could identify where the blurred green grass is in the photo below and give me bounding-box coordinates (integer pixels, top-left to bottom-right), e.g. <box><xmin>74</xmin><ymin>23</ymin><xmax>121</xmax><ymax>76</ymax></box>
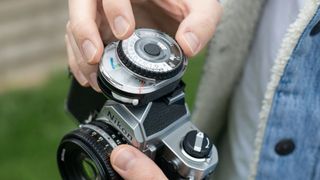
<box><xmin>0</xmin><ymin>52</ymin><xmax>205</xmax><ymax>180</ymax></box>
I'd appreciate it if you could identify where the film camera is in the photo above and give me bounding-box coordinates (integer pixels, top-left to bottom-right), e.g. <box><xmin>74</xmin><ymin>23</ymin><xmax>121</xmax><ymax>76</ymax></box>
<box><xmin>57</xmin><ymin>29</ymin><xmax>218</xmax><ymax>180</ymax></box>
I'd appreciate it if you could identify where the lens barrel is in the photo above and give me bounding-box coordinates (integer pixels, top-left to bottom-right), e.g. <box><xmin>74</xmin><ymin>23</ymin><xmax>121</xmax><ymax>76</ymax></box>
<box><xmin>57</xmin><ymin>121</ymin><xmax>126</xmax><ymax>180</ymax></box>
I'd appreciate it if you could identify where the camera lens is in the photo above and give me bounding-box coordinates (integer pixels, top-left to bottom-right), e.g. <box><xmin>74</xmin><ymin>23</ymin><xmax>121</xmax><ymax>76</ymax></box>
<box><xmin>57</xmin><ymin>121</ymin><xmax>126</xmax><ymax>180</ymax></box>
<box><xmin>80</xmin><ymin>154</ymin><xmax>98</xmax><ymax>180</ymax></box>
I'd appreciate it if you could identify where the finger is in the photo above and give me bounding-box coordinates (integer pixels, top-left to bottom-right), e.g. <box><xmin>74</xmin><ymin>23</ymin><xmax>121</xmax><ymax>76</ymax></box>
<box><xmin>102</xmin><ymin>0</ymin><xmax>135</xmax><ymax>39</ymax></box>
<box><xmin>175</xmin><ymin>0</ymin><xmax>222</xmax><ymax>57</ymax></box>
<box><xmin>65</xmin><ymin>34</ymin><xmax>89</xmax><ymax>87</ymax></box>
<box><xmin>67</xmin><ymin>24</ymin><xmax>101</xmax><ymax>92</ymax></box>
<box><xmin>111</xmin><ymin>145</ymin><xmax>167</xmax><ymax>180</ymax></box>
<box><xmin>68</xmin><ymin>0</ymin><xmax>104</xmax><ymax>64</ymax></box>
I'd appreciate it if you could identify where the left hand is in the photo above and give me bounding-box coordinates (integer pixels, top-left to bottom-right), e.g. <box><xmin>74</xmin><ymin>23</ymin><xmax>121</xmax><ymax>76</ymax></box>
<box><xmin>66</xmin><ymin>0</ymin><xmax>222</xmax><ymax>92</ymax></box>
<box><xmin>111</xmin><ymin>145</ymin><xmax>168</xmax><ymax>180</ymax></box>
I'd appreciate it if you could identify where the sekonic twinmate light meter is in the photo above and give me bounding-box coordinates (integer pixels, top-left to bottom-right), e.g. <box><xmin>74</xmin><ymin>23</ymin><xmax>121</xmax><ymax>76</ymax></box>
<box><xmin>97</xmin><ymin>28</ymin><xmax>187</xmax><ymax>106</ymax></box>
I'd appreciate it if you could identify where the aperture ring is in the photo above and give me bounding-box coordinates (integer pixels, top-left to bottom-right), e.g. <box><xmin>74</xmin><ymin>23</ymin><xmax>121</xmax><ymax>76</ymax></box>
<box><xmin>81</xmin><ymin>124</ymin><xmax>118</xmax><ymax>149</ymax></box>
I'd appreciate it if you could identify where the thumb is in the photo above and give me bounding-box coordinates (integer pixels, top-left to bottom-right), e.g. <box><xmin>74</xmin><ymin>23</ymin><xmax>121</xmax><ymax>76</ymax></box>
<box><xmin>111</xmin><ymin>145</ymin><xmax>167</xmax><ymax>180</ymax></box>
<box><xmin>175</xmin><ymin>0</ymin><xmax>222</xmax><ymax>57</ymax></box>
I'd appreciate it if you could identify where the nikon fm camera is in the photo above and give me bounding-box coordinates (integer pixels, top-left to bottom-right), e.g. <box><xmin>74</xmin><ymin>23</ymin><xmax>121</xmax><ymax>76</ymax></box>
<box><xmin>57</xmin><ymin>29</ymin><xmax>218</xmax><ymax>180</ymax></box>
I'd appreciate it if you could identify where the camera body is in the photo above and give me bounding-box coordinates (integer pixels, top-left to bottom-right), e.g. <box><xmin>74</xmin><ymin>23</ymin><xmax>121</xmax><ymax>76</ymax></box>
<box><xmin>95</xmin><ymin>90</ymin><xmax>218</xmax><ymax>179</ymax></box>
<box><xmin>57</xmin><ymin>29</ymin><xmax>218</xmax><ymax>180</ymax></box>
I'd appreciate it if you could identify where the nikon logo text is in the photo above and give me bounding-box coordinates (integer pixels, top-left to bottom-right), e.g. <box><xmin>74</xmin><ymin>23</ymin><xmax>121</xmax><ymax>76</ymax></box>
<box><xmin>107</xmin><ymin>110</ymin><xmax>133</xmax><ymax>141</ymax></box>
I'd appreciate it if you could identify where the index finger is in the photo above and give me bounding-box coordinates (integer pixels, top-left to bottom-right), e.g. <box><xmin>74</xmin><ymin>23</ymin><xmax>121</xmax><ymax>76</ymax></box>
<box><xmin>69</xmin><ymin>0</ymin><xmax>97</xmax><ymax>21</ymax></box>
<box><xmin>68</xmin><ymin>0</ymin><xmax>104</xmax><ymax>64</ymax></box>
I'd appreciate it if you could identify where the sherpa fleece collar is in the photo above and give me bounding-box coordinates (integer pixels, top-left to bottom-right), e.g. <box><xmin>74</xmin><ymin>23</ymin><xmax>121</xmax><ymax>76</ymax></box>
<box><xmin>249</xmin><ymin>1</ymin><xmax>320</xmax><ymax>179</ymax></box>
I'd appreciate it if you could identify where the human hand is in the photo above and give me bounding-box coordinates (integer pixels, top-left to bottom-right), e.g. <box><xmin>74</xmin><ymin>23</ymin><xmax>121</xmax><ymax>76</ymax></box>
<box><xmin>110</xmin><ymin>145</ymin><xmax>167</xmax><ymax>180</ymax></box>
<box><xmin>65</xmin><ymin>0</ymin><xmax>222</xmax><ymax>91</ymax></box>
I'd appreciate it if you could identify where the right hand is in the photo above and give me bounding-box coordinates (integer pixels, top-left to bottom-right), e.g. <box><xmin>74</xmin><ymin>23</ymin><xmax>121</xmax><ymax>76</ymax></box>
<box><xmin>110</xmin><ymin>145</ymin><xmax>168</xmax><ymax>180</ymax></box>
<box><xmin>65</xmin><ymin>0</ymin><xmax>222</xmax><ymax>92</ymax></box>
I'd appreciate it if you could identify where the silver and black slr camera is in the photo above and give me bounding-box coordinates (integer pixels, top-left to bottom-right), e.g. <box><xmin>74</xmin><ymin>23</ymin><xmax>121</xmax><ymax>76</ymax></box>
<box><xmin>57</xmin><ymin>29</ymin><xmax>218</xmax><ymax>180</ymax></box>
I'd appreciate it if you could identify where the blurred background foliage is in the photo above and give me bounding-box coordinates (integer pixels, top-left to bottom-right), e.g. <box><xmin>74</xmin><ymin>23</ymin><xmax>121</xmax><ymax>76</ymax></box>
<box><xmin>0</xmin><ymin>0</ymin><xmax>206</xmax><ymax>179</ymax></box>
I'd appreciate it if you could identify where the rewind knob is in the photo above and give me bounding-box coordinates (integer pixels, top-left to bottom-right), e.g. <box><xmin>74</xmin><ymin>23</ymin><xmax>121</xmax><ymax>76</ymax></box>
<box><xmin>182</xmin><ymin>130</ymin><xmax>212</xmax><ymax>158</ymax></box>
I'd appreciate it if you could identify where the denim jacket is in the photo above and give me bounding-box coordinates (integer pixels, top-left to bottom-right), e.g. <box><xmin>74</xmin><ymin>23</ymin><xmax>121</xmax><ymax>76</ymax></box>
<box><xmin>192</xmin><ymin>0</ymin><xmax>320</xmax><ymax>179</ymax></box>
<box><xmin>254</xmin><ymin>4</ymin><xmax>320</xmax><ymax>180</ymax></box>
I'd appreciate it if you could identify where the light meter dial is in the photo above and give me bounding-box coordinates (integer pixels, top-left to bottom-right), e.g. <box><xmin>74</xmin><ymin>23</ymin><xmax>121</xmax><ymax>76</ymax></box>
<box><xmin>117</xmin><ymin>29</ymin><xmax>185</xmax><ymax>80</ymax></box>
<box><xmin>98</xmin><ymin>28</ymin><xmax>187</xmax><ymax>106</ymax></box>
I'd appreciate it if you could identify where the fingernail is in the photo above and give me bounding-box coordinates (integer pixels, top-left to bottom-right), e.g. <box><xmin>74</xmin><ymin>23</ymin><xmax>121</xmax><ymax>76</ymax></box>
<box><xmin>183</xmin><ymin>32</ymin><xmax>200</xmax><ymax>55</ymax></box>
<box><xmin>89</xmin><ymin>72</ymin><xmax>101</xmax><ymax>92</ymax></box>
<box><xmin>113</xmin><ymin>148</ymin><xmax>136</xmax><ymax>171</ymax></box>
<box><xmin>113</xmin><ymin>16</ymin><xmax>130</xmax><ymax>37</ymax></box>
<box><xmin>82</xmin><ymin>40</ymin><xmax>97</xmax><ymax>62</ymax></box>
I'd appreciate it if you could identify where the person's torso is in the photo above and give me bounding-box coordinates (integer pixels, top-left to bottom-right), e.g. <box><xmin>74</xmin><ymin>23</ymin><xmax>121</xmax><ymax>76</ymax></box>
<box><xmin>215</xmin><ymin>0</ymin><xmax>306</xmax><ymax>179</ymax></box>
